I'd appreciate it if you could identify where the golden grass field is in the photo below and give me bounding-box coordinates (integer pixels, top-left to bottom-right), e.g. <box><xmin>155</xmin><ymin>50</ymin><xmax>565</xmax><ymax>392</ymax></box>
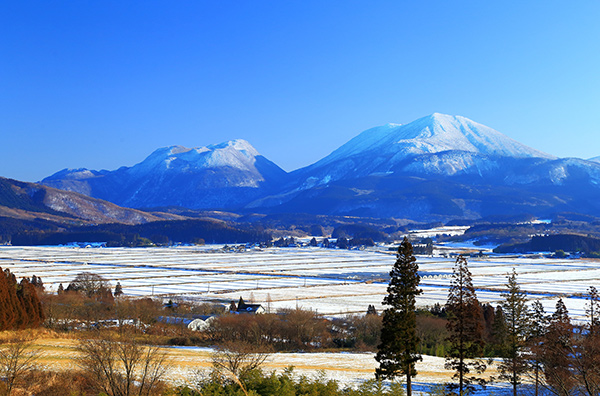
<box><xmin>5</xmin><ymin>330</ymin><xmax>500</xmax><ymax>389</ymax></box>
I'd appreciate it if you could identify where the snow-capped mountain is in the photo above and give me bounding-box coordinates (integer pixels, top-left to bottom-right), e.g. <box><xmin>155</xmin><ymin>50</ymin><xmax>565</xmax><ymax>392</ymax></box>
<box><xmin>41</xmin><ymin>114</ymin><xmax>600</xmax><ymax>221</ymax></box>
<box><xmin>290</xmin><ymin>113</ymin><xmax>555</xmax><ymax>190</ymax></box>
<box><xmin>43</xmin><ymin>139</ymin><xmax>287</xmax><ymax>209</ymax></box>
<box><xmin>250</xmin><ymin>114</ymin><xmax>600</xmax><ymax>220</ymax></box>
<box><xmin>322</xmin><ymin>113</ymin><xmax>551</xmax><ymax>163</ymax></box>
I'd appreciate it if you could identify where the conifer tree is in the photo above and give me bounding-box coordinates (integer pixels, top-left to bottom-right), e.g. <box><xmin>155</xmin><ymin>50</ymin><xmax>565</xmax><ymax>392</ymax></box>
<box><xmin>492</xmin><ymin>305</ymin><xmax>507</xmax><ymax>356</ymax></box>
<box><xmin>541</xmin><ymin>299</ymin><xmax>575</xmax><ymax>396</ymax></box>
<box><xmin>586</xmin><ymin>286</ymin><xmax>600</xmax><ymax>335</ymax></box>
<box><xmin>575</xmin><ymin>287</ymin><xmax>600</xmax><ymax>396</ymax></box>
<box><xmin>114</xmin><ymin>282</ymin><xmax>123</xmax><ymax>297</ymax></box>
<box><xmin>0</xmin><ymin>269</ymin><xmax>16</xmax><ymax>330</ymax></box>
<box><xmin>445</xmin><ymin>255</ymin><xmax>487</xmax><ymax>395</ymax></box>
<box><xmin>1</xmin><ymin>269</ymin><xmax>24</xmax><ymax>330</ymax></box>
<box><xmin>498</xmin><ymin>269</ymin><xmax>530</xmax><ymax>396</ymax></box>
<box><xmin>528</xmin><ymin>300</ymin><xmax>548</xmax><ymax>396</ymax></box>
<box><xmin>0</xmin><ymin>268</ymin><xmax>44</xmax><ymax>331</ymax></box>
<box><xmin>16</xmin><ymin>278</ymin><xmax>44</xmax><ymax>328</ymax></box>
<box><xmin>376</xmin><ymin>237</ymin><xmax>422</xmax><ymax>396</ymax></box>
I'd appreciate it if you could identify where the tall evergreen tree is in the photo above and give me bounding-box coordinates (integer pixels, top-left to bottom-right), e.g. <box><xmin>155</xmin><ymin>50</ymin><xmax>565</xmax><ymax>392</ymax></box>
<box><xmin>586</xmin><ymin>286</ymin><xmax>600</xmax><ymax>335</ymax></box>
<box><xmin>0</xmin><ymin>268</ymin><xmax>44</xmax><ymax>331</ymax></box>
<box><xmin>574</xmin><ymin>287</ymin><xmax>600</xmax><ymax>396</ymax></box>
<box><xmin>376</xmin><ymin>237</ymin><xmax>422</xmax><ymax>396</ymax></box>
<box><xmin>114</xmin><ymin>282</ymin><xmax>123</xmax><ymax>297</ymax></box>
<box><xmin>492</xmin><ymin>305</ymin><xmax>507</xmax><ymax>356</ymax></box>
<box><xmin>445</xmin><ymin>255</ymin><xmax>487</xmax><ymax>395</ymax></box>
<box><xmin>541</xmin><ymin>299</ymin><xmax>575</xmax><ymax>396</ymax></box>
<box><xmin>16</xmin><ymin>278</ymin><xmax>44</xmax><ymax>328</ymax></box>
<box><xmin>498</xmin><ymin>269</ymin><xmax>530</xmax><ymax>396</ymax></box>
<box><xmin>527</xmin><ymin>300</ymin><xmax>548</xmax><ymax>396</ymax></box>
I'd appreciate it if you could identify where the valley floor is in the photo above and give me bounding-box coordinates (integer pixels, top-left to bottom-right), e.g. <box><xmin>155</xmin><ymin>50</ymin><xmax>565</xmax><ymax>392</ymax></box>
<box><xmin>1</xmin><ymin>244</ymin><xmax>597</xmax><ymax>321</ymax></box>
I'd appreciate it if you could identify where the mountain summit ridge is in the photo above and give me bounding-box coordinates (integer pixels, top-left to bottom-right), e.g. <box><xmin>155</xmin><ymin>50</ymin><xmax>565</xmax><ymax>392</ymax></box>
<box><xmin>126</xmin><ymin>139</ymin><xmax>265</xmax><ymax>178</ymax></box>
<box><xmin>43</xmin><ymin>139</ymin><xmax>286</xmax><ymax>209</ymax></box>
<box><xmin>316</xmin><ymin>113</ymin><xmax>554</xmax><ymax>168</ymax></box>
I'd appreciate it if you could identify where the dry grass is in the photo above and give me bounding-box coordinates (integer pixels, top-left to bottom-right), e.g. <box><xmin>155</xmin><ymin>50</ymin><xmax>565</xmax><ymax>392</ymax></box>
<box><xmin>2</xmin><ymin>334</ymin><xmax>503</xmax><ymax>389</ymax></box>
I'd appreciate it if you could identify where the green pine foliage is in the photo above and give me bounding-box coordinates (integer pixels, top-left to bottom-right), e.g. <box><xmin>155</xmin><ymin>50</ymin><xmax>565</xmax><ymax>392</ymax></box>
<box><xmin>498</xmin><ymin>269</ymin><xmax>530</xmax><ymax>396</ymax></box>
<box><xmin>527</xmin><ymin>300</ymin><xmax>548</xmax><ymax>396</ymax></box>
<box><xmin>444</xmin><ymin>255</ymin><xmax>487</xmax><ymax>395</ymax></box>
<box><xmin>376</xmin><ymin>237</ymin><xmax>422</xmax><ymax>396</ymax></box>
<box><xmin>180</xmin><ymin>367</ymin><xmax>407</xmax><ymax>396</ymax></box>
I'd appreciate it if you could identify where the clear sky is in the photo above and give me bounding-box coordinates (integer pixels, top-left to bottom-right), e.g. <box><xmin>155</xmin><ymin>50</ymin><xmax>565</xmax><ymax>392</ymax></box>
<box><xmin>1</xmin><ymin>1</ymin><xmax>599</xmax><ymax>182</ymax></box>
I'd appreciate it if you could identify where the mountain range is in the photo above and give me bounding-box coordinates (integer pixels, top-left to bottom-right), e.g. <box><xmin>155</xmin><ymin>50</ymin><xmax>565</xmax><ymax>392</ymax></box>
<box><xmin>40</xmin><ymin>113</ymin><xmax>600</xmax><ymax>222</ymax></box>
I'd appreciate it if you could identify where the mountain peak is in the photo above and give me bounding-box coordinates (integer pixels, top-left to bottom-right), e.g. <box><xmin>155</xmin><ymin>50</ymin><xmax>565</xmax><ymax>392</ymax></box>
<box><xmin>209</xmin><ymin>139</ymin><xmax>260</xmax><ymax>157</ymax></box>
<box><xmin>319</xmin><ymin>113</ymin><xmax>554</xmax><ymax>167</ymax></box>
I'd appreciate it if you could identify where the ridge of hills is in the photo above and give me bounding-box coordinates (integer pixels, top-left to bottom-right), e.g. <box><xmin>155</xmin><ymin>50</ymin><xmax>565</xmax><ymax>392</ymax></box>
<box><xmin>0</xmin><ymin>176</ymin><xmax>276</xmax><ymax>246</ymax></box>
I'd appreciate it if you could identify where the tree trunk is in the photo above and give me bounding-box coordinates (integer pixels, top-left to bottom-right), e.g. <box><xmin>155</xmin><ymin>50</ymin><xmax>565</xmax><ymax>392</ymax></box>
<box><xmin>535</xmin><ymin>365</ymin><xmax>539</xmax><ymax>396</ymax></box>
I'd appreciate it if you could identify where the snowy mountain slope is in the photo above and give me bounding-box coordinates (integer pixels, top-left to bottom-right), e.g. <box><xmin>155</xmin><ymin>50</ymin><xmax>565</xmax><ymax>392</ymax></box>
<box><xmin>503</xmin><ymin>157</ymin><xmax>600</xmax><ymax>186</ymax></box>
<box><xmin>588</xmin><ymin>156</ymin><xmax>600</xmax><ymax>164</ymax></box>
<box><xmin>290</xmin><ymin>114</ymin><xmax>555</xmax><ymax>189</ymax></box>
<box><xmin>0</xmin><ymin>177</ymin><xmax>176</xmax><ymax>224</ymax></box>
<box><xmin>41</xmin><ymin>114</ymin><xmax>600</xmax><ymax>221</ymax></box>
<box><xmin>124</xmin><ymin>140</ymin><xmax>276</xmax><ymax>187</ymax></box>
<box><xmin>249</xmin><ymin>114</ymin><xmax>600</xmax><ymax>220</ymax></box>
<box><xmin>42</xmin><ymin>140</ymin><xmax>287</xmax><ymax>209</ymax></box>
<box><xmin>320</xmin><ymin>114</ymin><xmax>553</xmax><ymax>165</ymax></box>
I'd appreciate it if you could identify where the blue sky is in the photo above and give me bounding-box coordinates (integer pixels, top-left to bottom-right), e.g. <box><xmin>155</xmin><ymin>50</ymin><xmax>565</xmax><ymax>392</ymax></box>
<box><xmin>1</xmin><ymin>1</ymin><xmax>599</xmax><ymax>181</ymax></box>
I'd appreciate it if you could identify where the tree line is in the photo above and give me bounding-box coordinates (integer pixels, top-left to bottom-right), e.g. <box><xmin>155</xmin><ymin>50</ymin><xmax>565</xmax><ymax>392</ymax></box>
<box><xmin>0</xmin><ymin>267</ymin><xmax>44</xmax><ymax>330</ymax></box>
<box><xmin>10</xmin><ymin>219</ymin><xmax>272</xmax><ymax>246</ymax></box>
<box><xmin>377</xmin><ymin>237</ymin><xmax>600</xmax><ymax>396</ymax></box>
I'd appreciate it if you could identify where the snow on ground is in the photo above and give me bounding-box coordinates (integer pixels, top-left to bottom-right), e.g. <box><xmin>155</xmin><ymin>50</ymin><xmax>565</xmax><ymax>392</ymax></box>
<box><xmin>409</xmin><ymin>226</ymin><xmax>470</xmax><ymax>239</ymax></box>
<box><xmin>162</xmin><ymin>346</ymin><xmax>510</xmax><ymax>395</ymax></box>
<box><xmin>1</xmin><ymin>245</ymin><xmax>599</xmax><ymax>320</ymax></box>
<box><xmin>6</xmin><ymin>244</ymin><xmax>594</xmax><ymax>393</ymax></box>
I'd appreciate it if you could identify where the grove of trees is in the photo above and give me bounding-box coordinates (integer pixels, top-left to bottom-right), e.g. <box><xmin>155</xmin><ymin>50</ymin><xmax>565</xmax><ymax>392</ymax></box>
<box><xmin>0</xmin><ymin>267</ymin><xmax>44</xmax><ymax>330</ymax></box>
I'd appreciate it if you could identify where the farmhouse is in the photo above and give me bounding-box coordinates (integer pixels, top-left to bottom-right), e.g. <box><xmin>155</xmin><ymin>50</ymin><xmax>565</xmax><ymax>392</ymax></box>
<box><xmin>230</xmin><ymin>296</ymin><xmax>265</xmax><ymax>314</ymax></box>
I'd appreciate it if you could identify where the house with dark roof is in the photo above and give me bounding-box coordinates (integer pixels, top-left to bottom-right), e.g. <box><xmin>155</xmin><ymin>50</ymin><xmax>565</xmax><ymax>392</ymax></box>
<box><xmin>229</xmin><ymin>296</ymin><xmax>265</xmax><ymax>314</ymax></box>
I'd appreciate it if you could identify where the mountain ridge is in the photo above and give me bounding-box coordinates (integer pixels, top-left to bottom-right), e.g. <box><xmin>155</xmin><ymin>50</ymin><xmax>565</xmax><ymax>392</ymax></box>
<box><xmin>39</xmin><ymin>113</ymin><xmax>600</xmax><ymax>221</ymax></box>
<box><xmin>0</xmin><ymin>176</ymin><xmax>183</xmax><ymax>225</ymax></box>
<box><xmin>43</xmin><ymin>139</ymin><xmax>287</xmax><ymax>210</ymax></box>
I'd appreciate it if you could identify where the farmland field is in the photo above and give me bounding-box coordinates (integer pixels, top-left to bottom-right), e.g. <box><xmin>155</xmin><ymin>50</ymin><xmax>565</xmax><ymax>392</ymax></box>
<box><xmin>2</xmin><ymin>242</ymin><xmax>597</xmax><ymax>394</ymax></box>
<box><xmin>1</xmin><ymin>243</ymin><xmax>598</xmax><ymax>321</ymax></box>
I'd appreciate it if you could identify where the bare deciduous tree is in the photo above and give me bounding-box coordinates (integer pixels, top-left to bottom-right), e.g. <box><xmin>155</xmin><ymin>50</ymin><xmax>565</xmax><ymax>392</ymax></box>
<box><xmin>0</xmin><ymin>335</ymin><xmax>41</xmax><ymax>396</ymax></box>
<box><xmin>67</xmin><ymin>272</ymin><xmax>112</xmax><ymax>298</ymax></box>
<box><xmin>211</xmin><ymin>339</ymin><xmax>271</xmax><ymax>396</ymax></box>
<box><xmin>77</xmin><ymin>332</ymin><xmax>169</xmax><ymax>396</ymax></box>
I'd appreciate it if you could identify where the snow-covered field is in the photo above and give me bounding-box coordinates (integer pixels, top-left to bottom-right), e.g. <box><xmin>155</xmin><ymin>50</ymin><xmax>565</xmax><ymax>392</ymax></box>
<box><xmin>1</xmin><ymin>245</ymin><xmax>599</xmax><ymax>320</ymax></box>
<box><xmin>5</xmin><ymin>244</ymin><xmax>595</xmax><ymax>394</ymax></box>
<box><xmin>162</xmin><ymin>346</ymin><xmax>510</xmax><ymax>395</ymax></box>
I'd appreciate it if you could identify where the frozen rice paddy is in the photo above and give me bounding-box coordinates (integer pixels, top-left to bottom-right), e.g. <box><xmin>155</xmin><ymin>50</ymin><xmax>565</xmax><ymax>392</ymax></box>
<box><xmin>1</xmin><ymin>244</ymin><xmax>599</xmax><ymax>320</ymax></box>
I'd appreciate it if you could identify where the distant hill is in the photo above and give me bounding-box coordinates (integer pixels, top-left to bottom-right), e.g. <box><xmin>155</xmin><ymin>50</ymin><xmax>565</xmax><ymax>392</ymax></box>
<box><xmin>0</xmin><ymin>176</ymin><xmax>180</xmax><ymax>225</ymax></box>
<box><xmin>0</xmin><ymin>177</ymin><xmax>274</xmax><ymax>246</ymax></box>
<box><xmin>494</xmin><ymin>234</ymin><xmax>600</xmax><ymax>255</ymax></box>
